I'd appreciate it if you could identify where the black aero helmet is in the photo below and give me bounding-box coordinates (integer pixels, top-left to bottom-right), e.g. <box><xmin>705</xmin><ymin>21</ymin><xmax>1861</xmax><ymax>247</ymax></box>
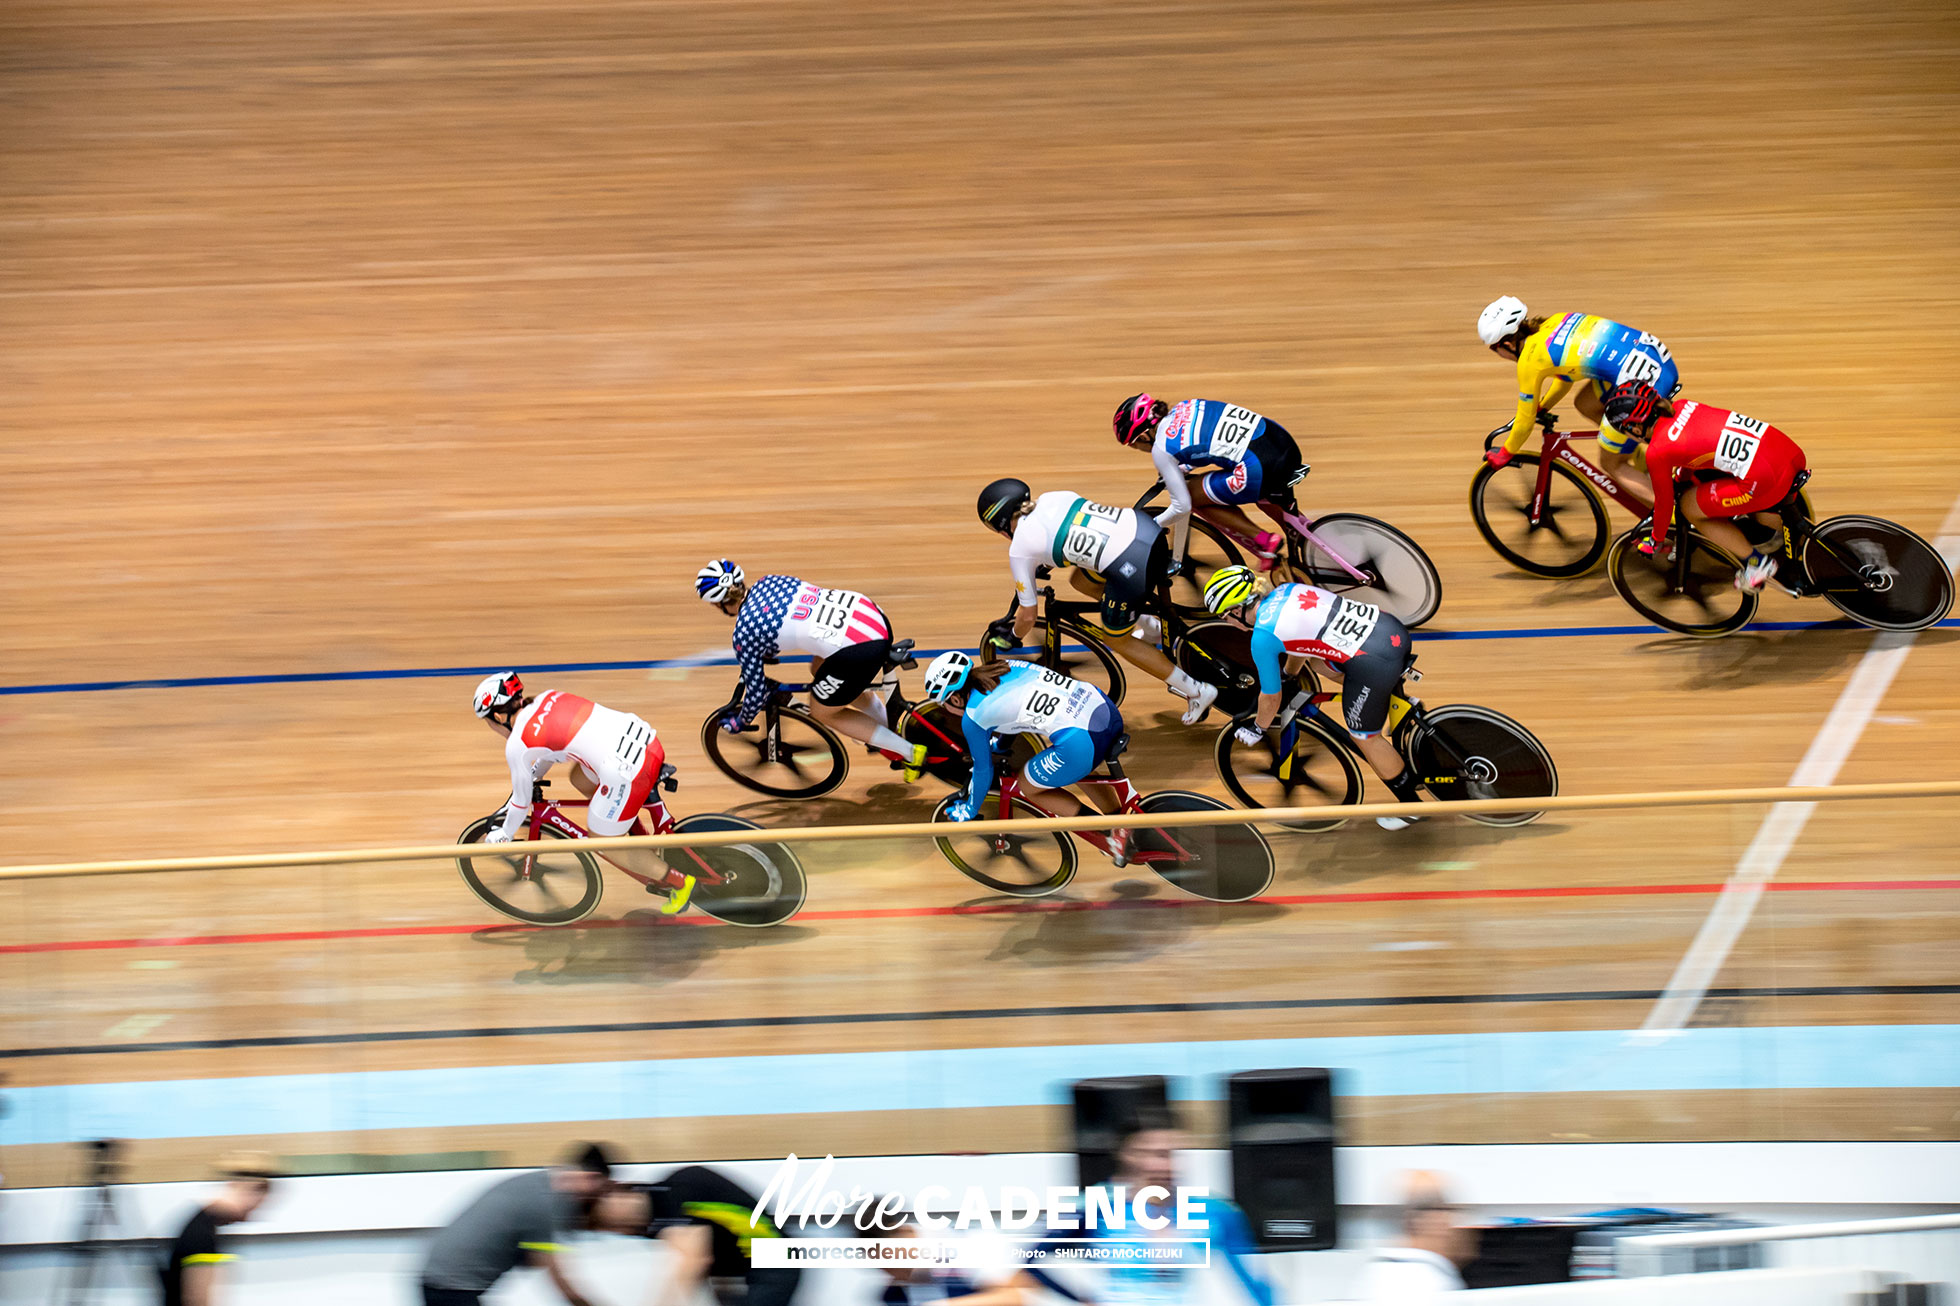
<box><xmin>1603</xmin><ymin>381</ymin><xmax>1663</xmax><ymax>440</ymax></box>
<box><xmin>977</xmin><ymin>478</ymin><xmax>1032</xmax><ymax>534</ymax></box>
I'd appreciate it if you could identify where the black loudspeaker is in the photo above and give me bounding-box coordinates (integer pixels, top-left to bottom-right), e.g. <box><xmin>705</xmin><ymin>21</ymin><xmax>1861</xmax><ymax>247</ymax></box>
<box><xmin>1226</xmin><ymin>1068</ymin><xmax>1337</xmax><ymax>1251</ymax></box>
<box><xmin>1069</xmin><ymin>1076</ymin><xmax>1170</xmax><ymax>1188</ymax></box>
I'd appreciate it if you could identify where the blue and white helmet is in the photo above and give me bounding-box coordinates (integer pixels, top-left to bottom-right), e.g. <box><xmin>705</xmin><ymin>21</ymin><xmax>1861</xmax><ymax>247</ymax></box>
<box><xmin>695</xmin><ymin>559</ymin><xmax>745</xmax><ymax>603</ymax></box>
<box><xmin>923</xmin><ymin>651</ymin><xmax>974</xmax><ymax>703</ymax></box>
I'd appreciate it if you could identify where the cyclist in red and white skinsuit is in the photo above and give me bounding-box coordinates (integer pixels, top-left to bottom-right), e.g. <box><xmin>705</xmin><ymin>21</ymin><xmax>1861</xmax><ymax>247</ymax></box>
<box><xmin>471</xmin><ymin>671</ymin><xmax>694</xmax><ymax>912</ymax></box>
<box><xmin>1604</xmin><ymin>382</ymin><xmax>1808</xmax><ymax>592</ymax></box>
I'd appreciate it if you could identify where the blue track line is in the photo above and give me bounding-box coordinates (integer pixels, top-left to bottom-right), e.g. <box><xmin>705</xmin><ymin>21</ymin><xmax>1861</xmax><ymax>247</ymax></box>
<box><xmin>1</xmin><ymin>619</ymin><xmax>1950</xmax><ymax>698</ymax></box>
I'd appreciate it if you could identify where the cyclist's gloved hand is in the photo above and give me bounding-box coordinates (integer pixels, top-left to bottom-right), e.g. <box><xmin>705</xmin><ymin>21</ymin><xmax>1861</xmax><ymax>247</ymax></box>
<box><xmin>1235</xmin><ymin>724</ymin><xmax>1266</xmax><ymax>748</ymax></box>
<box><xmin>483</xmin><ymin>827</ymin><xmax>514</xmax><ymax>845</ymax></box>
<box><xmin>1484</xmin><ymin>447</ymin><xmax>1513</xmax><ymax>470</ymax></box>
<box><xmin>720</xmin><ymin>715</ymin><xmax>748</xmax><ymax>734</ymax></box>
<box><xmin>945</xmin><ymin>797</ymin><xmax>979</xmax><ymax>822</ymax></box>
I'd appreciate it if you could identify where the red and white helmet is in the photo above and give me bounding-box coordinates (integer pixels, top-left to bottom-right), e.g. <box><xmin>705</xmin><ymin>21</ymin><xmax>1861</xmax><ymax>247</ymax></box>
<box><xmin>472</xmin><ymin>670</ymin><xmax>524</xmax><ymax>719</ymax></box>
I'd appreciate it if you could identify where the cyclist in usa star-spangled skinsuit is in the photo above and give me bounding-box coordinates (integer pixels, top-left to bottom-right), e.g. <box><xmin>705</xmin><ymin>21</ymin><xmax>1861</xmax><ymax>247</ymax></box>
<box><xmin>695</xmin><ymin>561</ymin><xmax>930</xmax><ymax>780</ymax></box>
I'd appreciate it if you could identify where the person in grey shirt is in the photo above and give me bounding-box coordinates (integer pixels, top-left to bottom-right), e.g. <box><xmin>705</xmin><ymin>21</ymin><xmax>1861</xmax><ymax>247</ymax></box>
<box><xmin>419</xmin><ymin>1143</ymin><xmax>616</xmax><ymax>1306</ymax></box>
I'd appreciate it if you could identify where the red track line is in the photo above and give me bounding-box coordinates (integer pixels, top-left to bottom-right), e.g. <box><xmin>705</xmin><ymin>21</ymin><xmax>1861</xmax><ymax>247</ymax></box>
<box><xmin>4</xmin><ymin>879</ymin><xmax>1957</xmax><ymax>957</ymax></box>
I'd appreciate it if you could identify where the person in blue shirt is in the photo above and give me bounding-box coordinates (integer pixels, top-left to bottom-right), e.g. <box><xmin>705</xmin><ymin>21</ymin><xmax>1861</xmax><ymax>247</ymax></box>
<box><xmin>921</xmin><ymin>653</ymin><xmax>1127</xmax><ymax>830</ymax></box>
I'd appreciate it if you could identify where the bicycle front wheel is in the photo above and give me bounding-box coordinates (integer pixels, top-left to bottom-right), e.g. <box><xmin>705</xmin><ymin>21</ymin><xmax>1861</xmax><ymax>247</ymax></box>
<box><xmin>700</xmin><ymin>703</ymin><xmax>850</xmax><ymax>799</ymax></box>
<box><xmin>456</xmin><ymin>815</ymin><xmax>604</xmax><ymax>925</ymax></box>
<box><xmin>1468</xmin><ymin>455</ymin><xmax>1610</xmax><ymax>577</ymax></box>
<box><xmin>1288</xmin><ymin>513</ymin><xmax>1442</xmax><ymax>627</ymax></box>
<box><xmin>1803</xmin><ymin>515</ymin><xmax>1955</xmax><ymax>632</ymax></box>
<box><xmin>670</xmin><ymin>813</ymin><xmax>807</xmax><ymax>926</ymax></box>
<box><xmin>1214</xmin><ymin>712</ymin><xmax>1363</xmax><ymax>832</ymax></box>
<box><xmin>1003</xmin><ymin>616</ymin><xmax>1127</xmax><ymax>705</ymax></box>
<box><xmin>931</xmin><ymin>794</ymin><xmax>1077</xmax><ymax>896</ymax></box>
<box><xmin>1607</xmin><ymin>528</ymin><xmax>1758</xmax><ymax>637</ymax></box>
<box><xmin>1132</xmin><ymin>791</ymin><xmax>1275</xmax><ymax>902</ymax></box>
<box><xmin>1405</xmin><ymin>705</ymin><xmax>1557</xmax><ymax>826</ymax></box>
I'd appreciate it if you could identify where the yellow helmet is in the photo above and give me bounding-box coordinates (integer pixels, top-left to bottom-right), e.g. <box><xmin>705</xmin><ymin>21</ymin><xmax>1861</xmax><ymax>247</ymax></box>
<box><xmin>1202</xmin><ymin>565</ymin><xmax>1260</xmax><ymax>615</ymax></box>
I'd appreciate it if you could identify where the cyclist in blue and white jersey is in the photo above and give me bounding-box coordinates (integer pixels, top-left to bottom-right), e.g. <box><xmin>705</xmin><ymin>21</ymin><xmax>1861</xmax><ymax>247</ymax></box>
<box><xmin>696</xmin><ymin>560</ymin><xmax>929</xmax><ymax>780</ymax></box>
<box><xmin>1113</xmin><ymin>393</ymin><xmax>1307</xmax><ymax>571</ymax></box>
<box><xmin>922</xmin><ymin>652</ymin><xmax>1126</xmax><ymax>829</ymax></box>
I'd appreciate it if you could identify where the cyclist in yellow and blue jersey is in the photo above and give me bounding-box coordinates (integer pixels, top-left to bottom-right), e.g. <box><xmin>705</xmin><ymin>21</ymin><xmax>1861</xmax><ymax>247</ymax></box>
<box><xmin>1476</xmin><ymin>296</ymin><xmax>1681</xmax><ymax>498</ymax></box>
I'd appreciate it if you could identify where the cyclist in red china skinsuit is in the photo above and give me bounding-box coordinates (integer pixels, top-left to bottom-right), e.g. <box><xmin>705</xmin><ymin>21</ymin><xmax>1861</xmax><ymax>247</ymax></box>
<box><xmin>1603</xmin><ymin>383</ymin><xmax>1808</xmax><ymax>592</ymax></box>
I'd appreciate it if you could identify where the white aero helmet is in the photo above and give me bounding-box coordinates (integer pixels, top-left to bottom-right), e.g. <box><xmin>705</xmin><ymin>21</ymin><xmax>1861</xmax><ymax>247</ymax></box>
<box><xmin>472</xmin><ymin>670</ymin><xmax>525</xmax><ymax>719</ymax></box>
<box><xmin>695</xmin><ymin>559</ymin><xmax>745</xmax><ymax>603</ymax></box>
<box><xmin>922</xmin><ymin>650</ymin><xmax>975</xmax><ymax>702</ymax></box>
<box><xmin>1477</xmin><ymin>296</ymin><xmax>1529</xmax><ymax>347</ymax></box>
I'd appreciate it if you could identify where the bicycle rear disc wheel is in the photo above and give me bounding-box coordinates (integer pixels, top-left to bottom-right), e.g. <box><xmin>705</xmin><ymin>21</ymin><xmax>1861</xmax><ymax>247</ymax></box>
<box><xmin>1468</xmin><ymin>455</ymin><xmax>1611</xmax><ymax>578</ymax></box>
<box><xmin>1406</xmin><ymin>705</ymin><xmax>1558</xmax><ymax>826</ymax></box>
<box><xmin>1607</xmin><ymin>528</ymin><xmax>1758</xmax><ymax>637</ymax></box>
<box><xmin>1134</xmin><ymin>488</ymin><xmax>1247</xmax><ymax>614</ymax></box>
<box><xmin>1802</xmin><ymin>515</ymin><xmax>1956</xmax><ymax>631</ymax></box>
<box><xmin>1003</xmin><ymin>617</ymin><xmax>1127</xmax><ymax>705</ymax></box>
<box><xmin>670</xmin><ymin>813</ymin><xmax>807</xmax><ymax>926</ymax></box>
<box><xmin>1175</xmin><ymin>619</ymin><xmax>1264</xmax><ymax>718</ymax></box>
<box><xmin>699</xmin><ymin>704</ymin><xmax>850</xmax><ymax>799</ymax></box>
<box><xmin>1288</xmin><ymin>513</ymin><xmax>1443</xmax><ymax>627</ymax></box>
<box><xmin>931</xmin><ymin>794</ymin><xmax>1076</xmax><ymax>896</ymax></box>
<box><xmin>1132</xmin><ymin>790</ymin><xmax>1275</xmax><ymax>902</ymax></box>
<box><xmin>456</xmin><ymin>815</ymin><xmax>604</xmax><ymax>925</ymax></box>
<box><xmin>1214</xmin><ymin>713</ymin><xmax>1363</xmax><ymax>832</ymax></box>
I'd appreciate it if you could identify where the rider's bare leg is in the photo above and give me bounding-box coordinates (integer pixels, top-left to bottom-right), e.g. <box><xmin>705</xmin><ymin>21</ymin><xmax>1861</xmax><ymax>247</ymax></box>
<box><xmin>1019</xmin><ymin>776</ymin><xmax>1087</xmax><ymax>818</ymax></box>
<box><xmin>1313</xmin><ymin>660</ymin><xmax>1409</xmax><ymax>786</ymax></box>
<box><xmin>1573</xmin><ymin>382</ymin><xmax>1605</xmax><ymax>425</ymax></box>
<box><xmin>809</xmin><ymin>694</ymin><xmax>911</xmax><ymax>758</ymax></box>
<box><xmin>1680</xmin><ymin>497</ymin><xmax>1754</xmax><ymax>560</ymax></box>
<box><xmin>1597</xmin><ymin>446</ymin><xmax>1655</xmax><ymax>508</ymax></box>
<box><xmin>570</xmin><ymin>764</ymin><xmax>670</xmax><ymax>880</ymax></box>
<box><xmin>1066</xmin><ymin>571</ymin><xmax>1209</xmax><ymax>700</ymax></box>
<box><xmin>1186</xmin><ymin>473</ymin><xmax>1262</xmax><ymax>541</ymax></box>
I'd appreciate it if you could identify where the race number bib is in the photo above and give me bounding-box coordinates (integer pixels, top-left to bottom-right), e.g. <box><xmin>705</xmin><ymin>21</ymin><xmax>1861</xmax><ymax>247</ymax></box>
<box><xmin>1714</xmin><ymin>413</ymin><xmax>1767</xmax><ymax>477</ymax></box>
<box><xmin>1210</xmin><ymin>404</ymin><xmax>1262</xmax><ymax>461</ymax></box>
<box><xmin>792</xmin><ymin>586</ymin><xmax>857</xmax><ymax>633</ymax></box>
<box><xmin>1321</xmin><ymin>600</ymin><xmax>1381</xmax><ymax>658</ymax></box>
<box><xmin>1060</xmin><ymin>501</ymin><xmax>1126</xmax><ymax>570</ymax></box>
<box><xmin>1615</xmin><ymin>349</ymin><xmax>1665</xmax><ymax>386</ymax></box>
<box><xmin>1021</xmin><ymin>668</ymin><xmax>1082</xmax><ymax>730</ymax></box>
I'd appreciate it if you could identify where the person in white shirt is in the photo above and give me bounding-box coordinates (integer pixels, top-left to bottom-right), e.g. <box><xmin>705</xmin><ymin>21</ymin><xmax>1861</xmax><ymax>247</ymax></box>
<box><xmin>1359</xmin><ymin>1172</ymin><xmax>1472</xmax><ymax>1301</ymax></box>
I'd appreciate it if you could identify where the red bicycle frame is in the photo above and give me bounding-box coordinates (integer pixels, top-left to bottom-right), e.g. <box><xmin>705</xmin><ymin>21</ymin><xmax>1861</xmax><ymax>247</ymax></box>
<box><xmin>1529</xmin><ymin>426</ymin><xmax>1646</xmax><ymax>519</ymax></box>
<box><xmin>525</xmin><ymin>794</ymin><xmax>713</xmax><ymax>892</ymax></box>
<box><xmin>991</xmin><ymin>774</ymin><xmax>1196</xmax><ymax>866</ymax></box>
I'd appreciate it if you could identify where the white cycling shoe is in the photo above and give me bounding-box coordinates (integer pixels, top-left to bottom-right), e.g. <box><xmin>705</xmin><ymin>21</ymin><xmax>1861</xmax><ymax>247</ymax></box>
<box><xmin>1180</xmin><ymin>680</ymin><xmax>1219</xmax><ymax>726</ymax></box>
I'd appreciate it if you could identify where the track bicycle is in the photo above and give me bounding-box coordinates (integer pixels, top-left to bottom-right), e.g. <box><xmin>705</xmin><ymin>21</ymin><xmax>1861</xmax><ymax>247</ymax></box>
<box><xmin>455</xmin><ymin>771</ymin><xmax>807</xmax><ymax>927</ymax></box>
<box><xmin>1133</xmin><ymin>474</ymin><xmax>1442</xmax><ymax>627</ymax></box>
<box><xmin>979</xmin><ymin>569</ymin><xmax>1271</xmax><ymax>716</ymax></box>
<box><xmin>1213</xmin><ymin>661</ymin><xmax>1557</xmax><ymax>831</ymax></box>
<box><xmin>701</xmin><ymin>639</ymin><xmax>973</xmax><ymax>799</ymax></box>
<box><xmin>929</xmin><ymin>740</ymin><xmax>1275</xmax><ymax>902</ymax></box>
<box><xmin>1605</xmin><ymin>475</ymin><xmax>1954</xmax><ymax>637</ymax></box>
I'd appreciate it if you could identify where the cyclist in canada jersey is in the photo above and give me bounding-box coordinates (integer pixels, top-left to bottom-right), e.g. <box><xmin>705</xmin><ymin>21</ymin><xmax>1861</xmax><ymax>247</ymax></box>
<box><xmin>922</xmin><ymin>652</ymin><xmax>1128</xmax><ymax>831</ymax></box>
<box><xmin>1201</xmin><ymin>567</ymin><xmax>1425</xmax><ymax>830</ymax></box>
<box><xmin>1112</xmin><ymin>393</ymin><xmax>1307</xmax><ymax>571</ymax></box>
<box><xmin>1477</xmin><ymin>297</ymin><xmax>1682</xmax><ymax>499</ymax></box>
<box><xmin>695</xmin><ymin>561</ymin><xmax>930</xmax><ymax>781</ymax></box>
<box><xmin>470</xmin><ymin>671</ymin><xmax>696</xmax><ymax>914</ymax></box>
<box><xmin>977</xmin><ymin>478</ymin><xmax>1220</xmax><ymax>726</ymax></box>
<box><xmin>1601</xmin><ymin>382</ymin><xmax>1809</xmax><ymax>592</ymax></box>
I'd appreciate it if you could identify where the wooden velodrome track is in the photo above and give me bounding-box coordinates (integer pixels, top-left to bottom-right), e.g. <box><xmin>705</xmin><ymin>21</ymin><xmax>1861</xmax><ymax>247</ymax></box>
<box><xmin>3</xmin><ymin>0</ymin><xmax>1958</xmax><ymax>1187</ymax></box>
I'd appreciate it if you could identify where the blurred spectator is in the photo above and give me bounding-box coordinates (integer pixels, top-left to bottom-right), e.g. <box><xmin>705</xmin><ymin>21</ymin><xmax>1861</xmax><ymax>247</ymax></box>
<box><xmin>591</xmin><ymin>1163</ymin><xmax>800</xmax><ymax>1305</ymax></box>
<box><xmin>1359</xmin><ymin>1170</ymin><xmax>1473</xmax><ymax>1300</ymax></box>
<box><xmin>157</xmin><ymin>1149</ymin><xmax>279</xmax><ymax>1306</ymax></box>
<box><xmin>1064</xmin><ymin>1108</ymin><xmax>1272</xmax><ymax>1306</ymax></box>
<box><xmin>419</xmin><ymin>1142</ymin><xmax>615</xmax><ymax>1306</ymax></box>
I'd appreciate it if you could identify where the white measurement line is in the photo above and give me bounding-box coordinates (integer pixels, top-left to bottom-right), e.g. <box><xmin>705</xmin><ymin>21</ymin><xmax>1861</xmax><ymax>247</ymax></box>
<box><xmin>1639</xmin><ymin>496</ymin><xmax>1960</xmax><ymax>1034</ymax></box>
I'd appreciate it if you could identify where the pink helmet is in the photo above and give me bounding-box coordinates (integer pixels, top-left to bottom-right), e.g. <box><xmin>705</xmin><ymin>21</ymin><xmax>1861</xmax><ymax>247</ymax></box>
<box><xmin>1113</xmin><ymin>393</ymin><xmax>1162</xmax><ymax>446</ymax></box>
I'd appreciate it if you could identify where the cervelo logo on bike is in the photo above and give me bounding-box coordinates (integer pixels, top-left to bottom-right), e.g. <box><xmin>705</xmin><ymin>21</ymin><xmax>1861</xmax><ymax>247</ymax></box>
<box><xmin>1556</xmin><ymin>445</ymin><xmax>1622</xmax><ymax>497</ymax></box>
<box><xmin>749</xmin><ymin>1154</ymin><xmax>1215</xmax><ymax>1235</ymax></box>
